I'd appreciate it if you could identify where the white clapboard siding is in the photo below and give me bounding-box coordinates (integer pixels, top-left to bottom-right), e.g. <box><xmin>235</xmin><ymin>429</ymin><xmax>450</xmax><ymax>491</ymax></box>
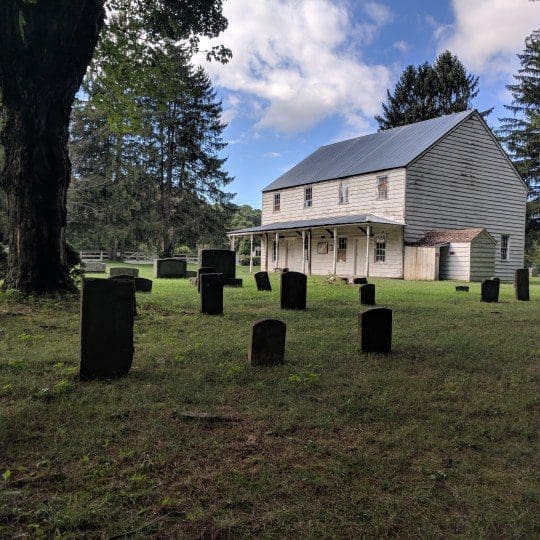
<box><xmin>261</xmin><ymin>168</ymin><xmax>406</xmax><ymax>225</ymax></box>
<box><xmin>406</xmin><ymin>113</ymin><xmax>527</xmax><ymax>281</ymax></box>
<box><xmin>470</xmin><ymin>232</ymin><xmax>496</xmax><ymax>281</ymax></box>
<box><xmin>439</xmin><ymin>243</ymin><xmax>470</xmax><ymax>280</ymax></box>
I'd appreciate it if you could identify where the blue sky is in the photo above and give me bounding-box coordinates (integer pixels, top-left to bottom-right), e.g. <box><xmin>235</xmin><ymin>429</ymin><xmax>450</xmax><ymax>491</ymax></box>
<box><xmin>198</xmin><ymin>0</ymin><xmax>539</xmax><ymax>208</ymax></box>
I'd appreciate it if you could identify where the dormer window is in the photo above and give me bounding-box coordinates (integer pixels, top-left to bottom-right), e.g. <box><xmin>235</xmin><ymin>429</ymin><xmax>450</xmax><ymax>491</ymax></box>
<box><xmin>377</xmin><ymin>175</ymin><xmax>388</xmax><ymax>199</ymax></box>
<box><xmin>273</xmin><ymin>193</ymin><xmax>280</xmax><ymax>212</ymax></box>
<box><xmin>304</xmin><ymin>186</ymin><xmax>313</xmax><ymax>208</ymax></box>
<box><xmin>338</xmin><ymin>181</ymin><xmax>349</xmax><ymax>204</ymax></box>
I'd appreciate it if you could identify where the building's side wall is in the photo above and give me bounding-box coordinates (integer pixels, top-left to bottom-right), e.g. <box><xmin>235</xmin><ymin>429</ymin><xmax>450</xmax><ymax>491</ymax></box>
<box><xmin>439</xmin><ymin>243</ymin><xmax>470</xmax><ymax>280</ymax></box>
<box><xmin>405</xmin><ymin>113</ymin><xmax>527</xmax><ymax>281</ymax></box>
<box><xmin>469</xmin><ymin>232</ymin><xmax>496</xmax><ymax>281</ymax></box>
<box><xmin>261</xmin><ymin>168</ymin><xmax>406</xmax><ymax>226</ymax></box>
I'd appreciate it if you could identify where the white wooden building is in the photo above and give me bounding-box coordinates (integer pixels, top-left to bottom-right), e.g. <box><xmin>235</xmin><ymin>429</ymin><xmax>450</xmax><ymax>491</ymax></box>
<box><xmin>229</xmin><ymin>110</ymin><xmax>527</xmax><ymax>282</ymax></box>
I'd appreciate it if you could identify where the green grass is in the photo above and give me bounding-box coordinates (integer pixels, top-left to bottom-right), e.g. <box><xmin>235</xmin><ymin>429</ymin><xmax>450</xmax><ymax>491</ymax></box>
<box><xmin>1</xmin><ymin>266</ymin><xmax>538</xmax><ymax>537</ymax></box>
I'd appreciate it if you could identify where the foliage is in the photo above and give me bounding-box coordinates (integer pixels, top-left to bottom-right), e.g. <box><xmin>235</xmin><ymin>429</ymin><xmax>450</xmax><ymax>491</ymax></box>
<box><xmin>228</xmin><ymin>204</ymin><xmax>262</xmax><ymax>255</ymax></box>
<box><xmin>376</xmin><ymin>50</ymin><xmax>480</xmax><ymax>130</ymax></box>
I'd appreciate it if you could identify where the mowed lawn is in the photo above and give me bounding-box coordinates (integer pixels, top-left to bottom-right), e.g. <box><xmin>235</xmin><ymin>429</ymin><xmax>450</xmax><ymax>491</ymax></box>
<box><xmin>0</xmin><ymin>266</ymin><xmax>538</xmax><ymax>538</ymax></box>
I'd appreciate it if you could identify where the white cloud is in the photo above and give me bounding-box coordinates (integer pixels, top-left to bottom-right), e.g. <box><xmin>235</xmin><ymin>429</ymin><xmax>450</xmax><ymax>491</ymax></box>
<box><xmin>263</xmin><ymin>152</ymin><xmax>282</xmax><ymax>158</ymax></box>
<box><xmin>437</xmin><ymin>0</ymin><xmax>538</xmax><ymax>75</ymax></box>
<box><xmin>393</xmin><ymin>40</ymin><xmax>408</xmax><ymax>53</ymax></box>
<box><xmin>197</xmin><ymin>0</ymin><xmax>393</xmax><ymax>133</ymax></box>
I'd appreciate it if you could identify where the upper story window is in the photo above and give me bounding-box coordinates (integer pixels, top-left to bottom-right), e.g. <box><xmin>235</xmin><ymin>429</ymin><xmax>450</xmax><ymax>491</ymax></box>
<box><xmin>501</xmin><ymin>234</ymin><xmax>510</xmax><ymax>261</ymax></box>
<box><xmin>304</xmin><ymin>186</ymin><xmax>313</xmax><ymax>208</ymax></box>
<box><xmin>377</xmin><ymin>175</ymin><xmax>388</xmax><ymax>200</ymax></box>
<box><xmin>338</xmin><ymin>236</ymin><xmax>347</xmax><ymax>262</ymax></box>
<box><xmin>338</xmin><ymin>181</ymin><xmax>349</xmax><ymax>204</ymax></box>
<box><xmin>375</xmin><ymin>234</ymin><xmax>386</xmax><ymax>262</ymax></box>
<box><xmin>273</xmin><ymin>193</ymin><xmax>281</xmax><ymax>212</ymax></box>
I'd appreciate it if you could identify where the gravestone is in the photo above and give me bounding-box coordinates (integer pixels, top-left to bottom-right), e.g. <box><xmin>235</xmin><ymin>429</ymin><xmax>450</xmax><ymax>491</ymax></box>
<box><xmin>81</xmin><ymin>261</ymin><xmax>106</xmax><ymax>273</ymax></box>
<box><xmin>481</xmin><ymin>279</ymin><xmax>499</xmax><ymax>302</ymax></box>
<box><xmin>80</xmin><ymin>278</ymin><xmax>134</xmax><ymax>380</ymax></box>
<box><xmin>110</xmin><ymin>267</ymin><xmax>139</xmax><ymax>278</ymax></box>
<box><xmin>254</xmin><ymin>271</ymin><xmax>272</xmax><ymax>291</ymax></box>
<box><xmin>197</xmin><ymin>266</ymin><xmax>216</xmax><ymax>292</ymax></box>
<box><xmin>280</xmin><ymin>271</ymin><xmax>307</xmax><ymax>310</ymax></box>
<box><xmin>514</xmin><ymin>268</ymin><xmax>529</xmax><ymax>301</ymax></box>
<box><xmin>109</xmin><ymin>275</ymin><xmax>137</xmax><ymax>315</ymax></box>
<box><xmin>200</xmin><ymin>249</ymin><xmax>242</xmax><ymax>287</ymax></box>
<box><xmin>249</xmin><ymin>319</ymin><xmax>286</xmax><ymax>366</ymax></box>
<box><xmin>455</xmin><ymin>285</ymin><xmax>469</xmax><ymax>292</ymax></box>
<box><xmin>358</xmin><ymin>308</ymin><xmax>392</xmax><ymax>353</ymax></box>
<box><xmin>360</xmin><ymin>283</ymin><xmax>376</xmax><ymax>305</ymax></box>
<box><xmin>491</xmin><ymin>276</ymin><xmax>501</xmax><ymax>283</ymax></box>
<box><xmin>200</xmin><ymin>273</ymin><xmax>224</xmax><ymax>315</ymax></box>
<box><xmin>353</xmin><ymin>277</ymin><xmax>368</xmax><ymax>285</ymax></box>
<box><xmin>135</xmin><ymin>277</ymin><xmax>153</xmax><ymax>293</ymax></box>
<box><xmin>154</xmin><ymin>258</ymin><xmax>187</xmax><ymax>278</ymax></box>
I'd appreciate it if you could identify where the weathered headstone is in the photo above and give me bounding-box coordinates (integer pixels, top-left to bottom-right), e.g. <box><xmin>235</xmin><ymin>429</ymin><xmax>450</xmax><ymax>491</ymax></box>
<box><xmin>254</xmin><ymin>271</ymin><xmax>272</xmax><ymax>291</ymax></box>
<box><xmin>135</xmin><ymin>277</ymin><xmax>153</xmax><ymax>293</ymax></box>
<box><xmin>514</xmin><ymin>268</ymin><xmax>529</xmax><ymax>301</ymax></box>
<box><xmin>358</xmin><ymin>308</ymin><xmax>392</xmax><ymax>353</ymax></box>
<box><xmin>280</xmin><ymin>271</ymin><xmax>307</xmax><ymax>310</ymax></box>
<box><xmin>491</xmin><ymin>276</ymin><xmax>501</xmax><ymax>283</ymax></box>
<box><xmin>200</xmin><ymin>273</ymin><xmax>224</xmax><ymax>315</ymax></box>
<box><xmin>197</xmin><ymin>266</ymin><xmax>216</xmax><ymax>292</ymax></box>
<box><xmin>481</xmin><ymin>279</ymin><xmax>499</xmax><ymax>302</ymax></box>
<box><xmin>360</xmin><ymin>283</ymin><xmax>376</xmax><ymax>305</ymax></box>
<box><xmin>110</xmin><ymin>267</ymin><xmax>139</xmax><ymax>278</ymax></box>
<box><xmin>353</xmin><ymin>277</ymin><xmax>368</xmax><ymax>285</ymax></box>
<box><xmin>80</xmin><ymin>278</ymin><xmax>134</xmax><ymax>380</ymax></box>
<box><xmin>249</xmin><ymin>319</ymin><xmax>286</xmax><ymax>366</ymax></box>
<box><xmin>81</xmin><ymin>261</ymin><xmax>106</xmax><ymax>273</ymax></box>
<box><xmin>455</xmin><ymin>285</ymin><xmax>469</xmax><ymax>292</ymax></box>
<box><xmin>154</xmin><ymin>258</ymin><xmax>187</xmax><ymax>278</ymax></box>
<box><xmin>109</xmin><ymin>275</ymin><xmax>137</xmax><ymax>315</ymax></box>
<box><xmin>200</xmin><ymin>249</ymin><xmax>242</xmax><ymax>287</ymax></box>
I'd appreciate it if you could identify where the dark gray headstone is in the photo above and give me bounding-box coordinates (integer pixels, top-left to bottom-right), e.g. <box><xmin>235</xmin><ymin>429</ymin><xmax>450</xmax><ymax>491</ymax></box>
<box><xmin>255</xmin><ymin>271</ymin><xmax>272</xmax><ymax>291</ymax></box>
<box><xmin>223</xmin><ymin>277</ymin><xmax>243</xmax><ymax>287</ymax></box>
<box><xmin>455</xmin><ymin>285</ymin><xmax>469</xmax><ymax>292</ymax></box>
<box><xmin>280</xmin><ymin>271</ymin><xmax>307</xmax><ymax>310</ymax></box>
<box><xmin>154</xmin><ymin>258</ymin><xmax>187</xmax><ymax>278</ymax></box>
<box><xmin>249</xmin><ymin>319</ymin><xmax>286</xmax><ymax>366</ymax></box>
<box><xmin>82</xmin><ymin>261</ymin><xmax>106</xmax><ymax>273</ymax></box>
<box><xmin>491</xmin><ymin>276</ymin><xmax>501</xmax><ymax>283</ymax></box>
<box><xmin>360</xmin><ymin>283</ymin><xmax>375</xmax><ymax>305</ymax></box>
<box><xmin>514</xmin><ymin>268</ymin><xmax>529</xmax><ymax>301</ymax></box>
<box><xmin>200</xmin><ymin>273</ymin><xmax>224</xmax><ymax>315</ymax></box>
<box><xmin>110</xmin><ymin>267</ymin><xmax>139</xmax><ymax>278</ymax></box>
<box><xmin>481</xmin><ymin>279</ymin><xmax>499</xmax><ymax>302</ymax></box>
<box><xmin>359</xmin><ymin>308</ymin><xmax>392</xmax><ymax>354</ymax></box>
<box><xmin>80</xmin><ymin>278</ymin><xmax>134</xmax><ymax>380</ymax></box>
<box><xmin>353</xmin><ymin>277</ymin><xmax>368</xmax><ymax>285</ymax></box>
<box><xmin>197</xmin><ymin>266</ymin><xmax>215</xmax><ymax>292</ymax></box>
<box><xmin>135</xmin><ymin>277</ymin><xmax>153</xmax><ymax>293</ymax></box>
<box><xmin>109</xmin><ymin>275</ymin><xmax>137</xmax><ymax>315</ymax></box>
<box><xmin>200</xmin><ymin>249</ymin><xmax>236</xmax><ymax>279</ymax></box>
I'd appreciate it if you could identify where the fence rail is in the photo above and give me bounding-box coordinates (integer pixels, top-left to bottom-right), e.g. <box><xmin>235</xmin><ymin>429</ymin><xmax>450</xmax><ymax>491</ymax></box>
<box><xmin>79</xmin><ymin>250</ymin><xmax>198</xmax><ymax>264</ymax></box>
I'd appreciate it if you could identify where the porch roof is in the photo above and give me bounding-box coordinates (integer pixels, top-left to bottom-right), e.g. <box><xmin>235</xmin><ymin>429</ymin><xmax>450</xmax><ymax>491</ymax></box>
<box><xmin>228</xmin><ymin>213</ymin><xmax>404</xmax><ymax>236</ymax></box>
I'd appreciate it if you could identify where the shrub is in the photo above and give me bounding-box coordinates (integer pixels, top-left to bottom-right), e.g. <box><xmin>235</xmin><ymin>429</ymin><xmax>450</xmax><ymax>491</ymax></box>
<box><xmin>238</xmin><ymin>255</ymin><xmax>260</xmax><ymax>266</ymax></box>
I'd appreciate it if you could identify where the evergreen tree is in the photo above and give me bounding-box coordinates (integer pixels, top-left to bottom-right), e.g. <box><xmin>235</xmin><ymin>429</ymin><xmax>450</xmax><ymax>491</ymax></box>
<box><xmin>375</xmin><ymin>51</ymin><xmax>479</xmax><ymax>130</ymax></box>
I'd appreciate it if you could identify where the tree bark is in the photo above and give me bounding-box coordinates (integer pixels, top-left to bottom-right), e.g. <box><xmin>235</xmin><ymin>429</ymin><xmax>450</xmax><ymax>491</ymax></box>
<box><xmin>0</xmin><ymin>1</ymin><xmax>105</xmax><ymax>293</ymax></box>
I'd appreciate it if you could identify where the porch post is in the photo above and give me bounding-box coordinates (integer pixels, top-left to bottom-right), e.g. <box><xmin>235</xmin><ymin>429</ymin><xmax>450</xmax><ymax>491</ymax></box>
<box><xmin>332</xmin><ymin>227</ymin><xmax>338</xmax><ymax>275</ymax></box>
<box><xmin>365</xmin><ymin>225</ymin><xmax>371</xmax><ymax>277</ymax></box>
<box><xmin>301</xmin><ymin>230</ymin><xmax>306</xmax><ymax>274</ymax></box>
<box><xmin>308</xmin><ymin>229</ymin><xmax>312</xmax><ymax>275</ymax></box>
<box><xmin>265</xmin><ymin>233</ymin><xmax>269</xmax><ymax>272</ymax></box>
<box><xmin>230</xmin><ymin>235</ymin><xmax>235</xmax><ymax>251</ymax></box>
<box><xmin>275</xmin><ymin>232</ymin><xmax>279</xmax><ymax>269</ymax></box>
<box><xmin>249</xmin><ymin>234</ymin><xmax>254</xmax><ymax>273</ymax></box>
<box><xmin>353</xmin><ymin>238</ymin><xmax>358</xmax><ymax>276</ymax></box>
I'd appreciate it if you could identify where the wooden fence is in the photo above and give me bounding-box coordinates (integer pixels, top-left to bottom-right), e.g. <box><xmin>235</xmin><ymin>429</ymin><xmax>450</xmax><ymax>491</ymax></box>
<box><xmin>79</xmin><ymin>250</ymin><xmax>198</xmax><ymax>264</ymax></box>
<box><xmin>403</xmin><ymin>246</ymin><xmax>439</xmax><ymax>281</ymax></box>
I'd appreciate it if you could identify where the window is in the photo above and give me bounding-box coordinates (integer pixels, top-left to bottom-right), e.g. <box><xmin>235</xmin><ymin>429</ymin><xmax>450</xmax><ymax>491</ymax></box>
<box><xmin>304</xmin><ymin>234</ymin><xmax>310</xmax><ymax>260</ymax></box>
<box><xmin>375</xmin><ymin>234</ymin><xmax>386</xmax><ymax>262</ymax></box>
<box><xmin>337</xmin><ymin>237</ymin><xmax>347</xmax><ymax>262</ymax></box>
<box><xmin>501</xmin><ymin>234</ymin><xmax>510</xmax><ymax>260</ymax></box>
<box><xmin>273</xmin><ymin>193</ymin><xmax>280</xmax><ymax>212</ymax></box>
<box><xmin>338</xmin><ymin>181</ymin><xmax>349</xmax><ymax>204</ymax></box>
<box><xmin>377</xmin><ymin>175</ymin><xmax>388</xmax><ymax>199</ymax></box>
<box><xmin>304</xmin><ymin>186</ymin><xmax>313</xmax><ymax>208</ymax></box>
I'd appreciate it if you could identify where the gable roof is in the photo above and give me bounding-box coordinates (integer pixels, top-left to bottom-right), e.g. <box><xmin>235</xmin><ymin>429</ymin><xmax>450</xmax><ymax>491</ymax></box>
<box><xmin>263</xmin><ymin>109</ymin><xmax>475</xmax><ymax>192</ymax></box>
<box><xmin>416</xmin><ymin>228</ymin><xmax>496</xmax><ymax>246</ymax></box>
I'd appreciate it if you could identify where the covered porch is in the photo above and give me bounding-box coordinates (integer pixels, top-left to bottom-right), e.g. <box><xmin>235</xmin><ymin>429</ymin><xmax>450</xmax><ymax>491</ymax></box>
<box><xmin>228</xmin><ymin>214</ymin><xmax>405</xmax><ymax>278</ymax></box>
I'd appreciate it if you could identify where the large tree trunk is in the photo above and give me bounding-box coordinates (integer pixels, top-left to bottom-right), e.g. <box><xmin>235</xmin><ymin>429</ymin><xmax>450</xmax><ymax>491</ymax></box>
<box><xmin>0</xmin><ymin>1</ymin><xmax>105</xmax><ymax>293</ymax></box>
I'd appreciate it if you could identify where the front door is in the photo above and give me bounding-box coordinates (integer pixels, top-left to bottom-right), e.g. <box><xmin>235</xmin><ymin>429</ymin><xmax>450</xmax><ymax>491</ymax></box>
<box><xmin>285</xmin><ymin>238</ymin><xmax>303</xmax><ymax>272</ymax></box>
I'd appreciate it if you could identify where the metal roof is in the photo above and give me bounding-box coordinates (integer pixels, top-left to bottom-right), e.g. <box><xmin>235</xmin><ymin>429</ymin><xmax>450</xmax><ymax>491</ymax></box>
<box><xmin>228</xmin><ymin>214</ymin><xmax>403</xmax><ymax>235</ymax></box>
<box><xmin>263</xmin><ymin>110</ymin><xmax>475</xmax><ymax>192</ymax></box>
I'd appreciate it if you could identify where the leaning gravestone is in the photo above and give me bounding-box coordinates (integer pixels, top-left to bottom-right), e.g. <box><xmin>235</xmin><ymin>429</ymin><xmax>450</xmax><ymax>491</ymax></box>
<box><xmin>360</xmin><ymin>283</ymin><xmax>375</xmax><ymax>305</ymax></box>
<box><xmin>280</xmin><ymin>271</ymin><xmax>307</xmax><ymax>310</ymax></box>
<box><xmin>514</xmin><ymin>268</ymin><xmax>529</xmax><ymax>301</ymax></box>
<box><xmin>200</xmin><ymin>249</ymin><xmax>242</xmax><ymax>287</ymax></box>
<box><xmin>135</xmin><ymin>277</ymin><xmax>153</xmax><ymax>293</ymax></box>
<box><xmin>200</xmin><ymin>273</ymin><xmax>224</xmax><ymax>315</ymax></box>
<box><xmin>80</xmin><ymin>278</ymin><xmax>134</xmax><ymax>380</ymax></box>
<box><xmin>197</xmin><ymin>266</ymin><xmax>216</xmax><ymax>292</ymax></box>
<box><xmin>110</xmin><ymin>267</ymin><xmax>139</xmax><ymax>278</ymax></box>
<box><xmin>254</xmin><ymin>271</ymin><xmax>272</xmax><ymax>291</ymax></box>
<box><xmin>358</xmin><ymin>307</ymin><xmax>392</xmax><ymax>353</ymax></box>
<box><xmin>455</xmin><ymin>285</ymin><xmax>469</xmax><ymax>292</ymax></box>
<box><xmin>81</xmin><ymin>261</ymin><xmax>106</xmax><ymax>273</ymax></box>
<box><xmin>154</xmin><ymin>258</ymin><xmax>187</xmax><ymax>278</ymax></box>
<box><xmin>481</xmin><ymin>279</ymin><xmax>499</xmax><ymax>302</ymax></box>
<box><xmin>249</xmin><ymin>319</ymin><xmax>286</xmax><ymax>366</ymax></box>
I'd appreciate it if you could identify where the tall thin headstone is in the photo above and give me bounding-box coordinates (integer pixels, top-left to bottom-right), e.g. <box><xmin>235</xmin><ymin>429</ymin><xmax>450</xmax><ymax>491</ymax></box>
<box><xmin>280</xmin><ymin>271</ymin><xmax>307</xmax><ymax>310</ymax></box>
<box><xmin>249</xmin><ymin>319</ymin><xmax>286</xmax><ymax>366</ymax></box>
<box><xmin>200</xmin><ymin>273</ymin><xmax>224</xmax><ymax>315</ymax></box>
<box><xmin>358</xmin><ymin>308</ymin><xmax>392</xmax><ymax>353</ymax></box>
<box><xmin>481</xmin><ymin>279</ymin><xmax>499</xmax><ymax>302</ymax></box>
<box><xmin>514</xmin><ymin>268</ymin><xmax>529</xmax><ymax>301</ymax></box>
<box><xmin>254</xmin><ymin>271</ymin><xmax>272</xmax><ymax>291</ymax></box>
<box><xmin>360</xmin><ymin>283</ymin><xmax>375</xmax><ymax>305</ymax></box>
<box><xmin>80</xmin><ymin>278</ymin><xmax>134</xmax><ymax>380</ymax></box>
